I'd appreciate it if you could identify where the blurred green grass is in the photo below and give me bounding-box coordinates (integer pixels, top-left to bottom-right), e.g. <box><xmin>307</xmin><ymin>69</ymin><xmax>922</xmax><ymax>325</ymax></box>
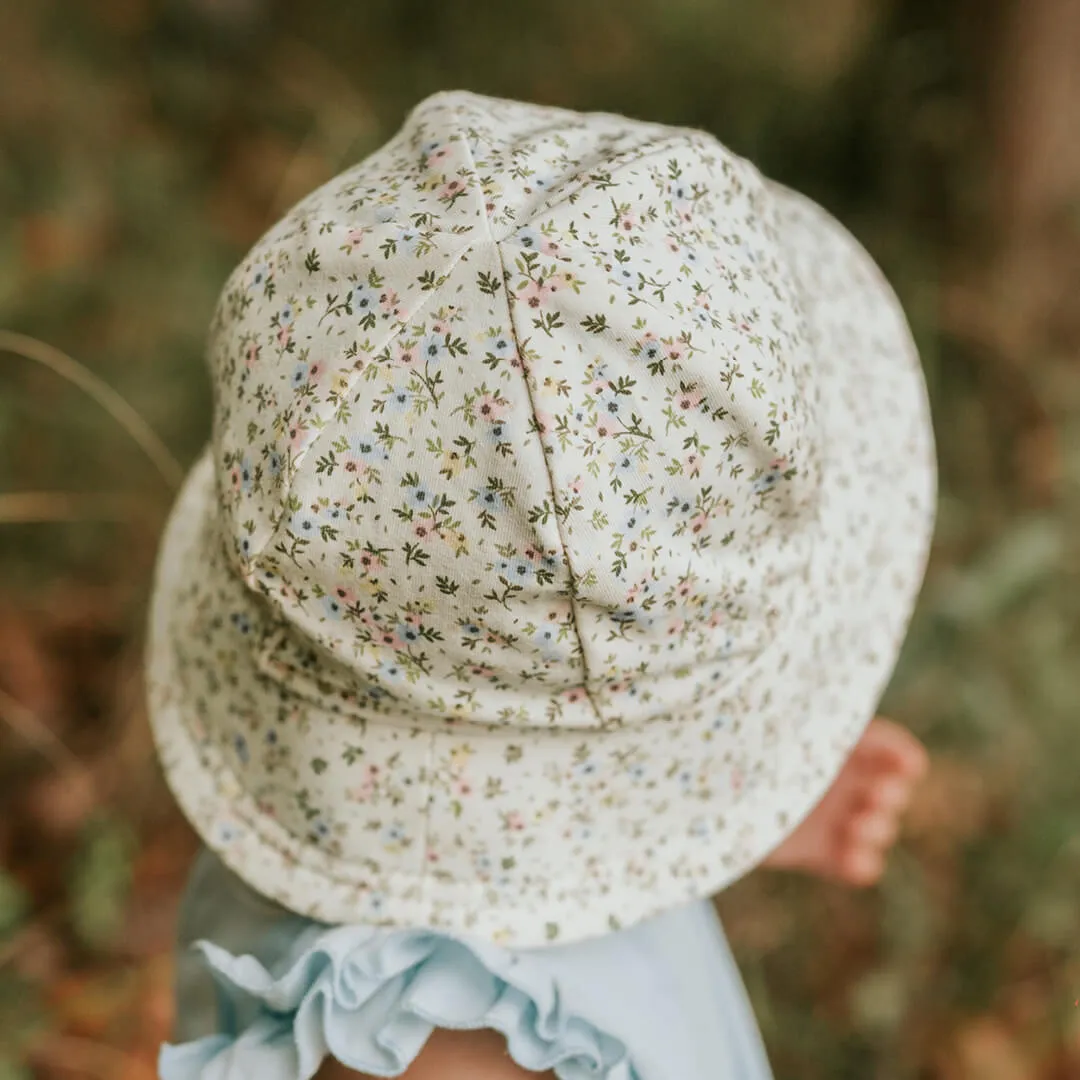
<box><xmin>2</xmin><ymin>0</ymin><xmax>1080</xmax><ymax>1077</ymax></box>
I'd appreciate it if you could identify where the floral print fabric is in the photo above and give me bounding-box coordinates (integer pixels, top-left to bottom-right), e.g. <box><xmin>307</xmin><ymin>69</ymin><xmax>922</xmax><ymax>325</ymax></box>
<box><xmin>146</xmin><ymin>91</ymin><xmax>936</xmax><ymax>945</ymax></box>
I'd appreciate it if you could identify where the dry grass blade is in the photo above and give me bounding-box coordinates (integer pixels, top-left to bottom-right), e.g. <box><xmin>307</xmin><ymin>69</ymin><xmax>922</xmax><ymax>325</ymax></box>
<box><xmin>0</xmin><ymin>683</ymin><xmax>90</xmax><ymax>780</ymax></box>
<box><xmin>0</xmin><ymin>491</ymin><xmax>147</xmax><ymax>523</ymax></box>
<box><xmin>0</xmin><ymin>330</ymin><xmax>183</xmax><ymax>491</ymax></box>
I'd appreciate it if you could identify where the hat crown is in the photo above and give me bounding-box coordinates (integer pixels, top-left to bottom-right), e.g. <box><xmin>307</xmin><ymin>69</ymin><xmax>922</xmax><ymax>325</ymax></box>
<box><xmin>206</xmin><ymin>91</ymin><xmax>823</xmax><ymax>730</ymax></box>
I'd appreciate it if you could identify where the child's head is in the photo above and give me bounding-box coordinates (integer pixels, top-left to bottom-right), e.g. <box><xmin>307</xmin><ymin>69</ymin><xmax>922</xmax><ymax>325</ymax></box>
<box><xmin>146</xmin><ymin>91</ymin><xmax>936</xmax><ymax>945</ymax></box>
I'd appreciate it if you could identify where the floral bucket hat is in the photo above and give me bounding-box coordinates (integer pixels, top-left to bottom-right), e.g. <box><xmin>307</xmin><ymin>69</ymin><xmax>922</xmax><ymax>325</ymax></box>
<box><xmin>146</xmin><ymin>91</ymin><xmax>937</xmax><ymax>946</ymax></box>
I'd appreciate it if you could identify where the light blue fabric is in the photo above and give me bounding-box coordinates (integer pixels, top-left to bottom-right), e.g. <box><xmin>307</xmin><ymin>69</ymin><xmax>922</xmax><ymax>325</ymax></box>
<box><xmin>162</xmin><ymin>848</ymin><xmax>775</xmax><ymax>1079</ymax></box>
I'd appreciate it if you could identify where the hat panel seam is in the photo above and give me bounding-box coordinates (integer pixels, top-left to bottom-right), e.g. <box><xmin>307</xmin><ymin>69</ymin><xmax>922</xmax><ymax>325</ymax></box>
<box><xmin>453</xmin><ymin>106</ymin><xmax>603</xmax><ymax>727</ymax></box>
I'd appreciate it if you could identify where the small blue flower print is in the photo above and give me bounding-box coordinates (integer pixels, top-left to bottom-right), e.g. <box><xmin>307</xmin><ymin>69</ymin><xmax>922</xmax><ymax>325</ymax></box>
<box><xmin>351</xmin><ymin>284</ymin><xmax>377</xmax><ymax>318</ymax></box>
<box><xmin>291</xmin><ymin>363</ymin><xmax>309</xmax><ymax>388</ymax></box>
<box><xmin>609</xmin><ymin>259</ymin><xmax>642</xmax><ymax>290</ymax></box>
<box><xmin>489</xmin><ymin>334</ymin><xmax>514</xmax><ymax>357</ymax></box>
<box><xmin>496</xmin><ymin>557</ymin><xmax>535</xmax><ymax>583</ymax></box>
<box><xmin>289</xmin><ymin>510</ymin><xmax>318</xmax><ymax>538</ymax></box>
<box><xmin>472</xmin><ymin>487</ymin><xmax>506</xmax><ymax>513</ymax></box>
<box><xmin>418</xmin><ymin>333</ymin><xmax>448</xmax><ymax>366</ymax></box>
<box><xmin>394</xmin><ymin>227</ymin><xmax>420</xmax><ymax>255</ymax></box>
<box><xmin>384</xmin><ymin>382</ymin><xmax>414</xmax><ymax>413</ymax></box>
<box><xmin>620</xmin><ymin>507</ymin><xmax>646</xmax><ymax>537</ymax></box>
<box><xmin>267</xmin><ymin>451</ymin><xmax>283</xmax><ymax>477</ymax></box>
<box><xmin>349</xmin><ymin>434</ymin><xmax>386</xmax><ymax>461</ymax></box>
<box><xmin>532</xmin><ymin>623</ymin><xmax>560</xmax><ymax>651</ymax></box>
<box><xmin>514</xmin><ymin>227</ymin><xmax>543</xmax><ymax>251</ymax></box>
<box><xmin>215</xmin><ymin>820</ymin><xmax>242</xmax><ymax>845</ymax></box>
<box><xmin>408</xmin><ymin>484</ymin><xmax>432</xmax><ymax>509</ymax></box>
<box><xmin>233</xmin><ymin>733</ymin><xmax>249</xmax><ymax>764</ymax></box>
<box><xmin>279</xmin><ymin>303</ymin><xmax>295</xmax><ymax>325</ymax></box>
<box><xmin>461</xmin><ymin>622</ymin><xmax>482</xmax><ymax>638</ymax></box>
<box><xmin>248</xmin><ymin>263</ymin><xmax>269</xmax><ymax>290</ymax></box>
<box><xmin>229</xmin><ymin>612</ymin><xmax>252</xmax><ymax>635</ymax></box>
<box><xmin>322</xmin><ymin>595</ymin><xmax>344</xmax><ymax>620</ymax></box>
<box><xmin>382</xmin><ymin>822</ymin><xmax>407</xmax><ymax>845</ymax></box>
<box><xmin>376</xmin><ymin>658</ymin><xmax>405</xmax><ymax>683</ymax></box>
<box><xmin>638</xmin><ymin>337</ymin><xmax>663</xmax><ymax>365</ymax></box>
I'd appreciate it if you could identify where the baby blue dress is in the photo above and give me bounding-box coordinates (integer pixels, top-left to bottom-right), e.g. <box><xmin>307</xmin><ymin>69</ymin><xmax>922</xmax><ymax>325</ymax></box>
<box><xmin>161</xmin><ymin>848</ymin><xmax>775</xmax><ymax>1079</ymax></box>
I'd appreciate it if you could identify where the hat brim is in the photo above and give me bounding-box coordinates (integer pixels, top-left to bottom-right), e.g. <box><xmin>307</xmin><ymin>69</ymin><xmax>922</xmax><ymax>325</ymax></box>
<box><xmin>146</xmin><ymin>182</ymin><xmax>935</xmax><ymax>946</ymax></box>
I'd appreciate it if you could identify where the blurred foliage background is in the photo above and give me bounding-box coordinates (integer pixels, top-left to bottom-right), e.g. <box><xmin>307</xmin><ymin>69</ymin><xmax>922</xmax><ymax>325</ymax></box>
<box><xmin>2</xmin><ymin>0</ymin><xmax>1080</xmax><ymax>1076</ymax></box>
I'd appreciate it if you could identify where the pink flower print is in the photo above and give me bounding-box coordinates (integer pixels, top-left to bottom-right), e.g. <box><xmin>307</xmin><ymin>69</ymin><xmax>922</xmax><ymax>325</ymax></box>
<box><xmin>426</xmin><ymin>145</ymin><xmax>450</xmax><ymax>168</ymax></box>
<box><xmin>438</xmin><ymin>177</ymin><xmax>466</xmax><ymax>202</ymax></box>
<box><xmin>563</xmin><ymin>686</ymin><xmax>588</xmax><ymax>706</ymax></box>
<box><xmin>667</xmin><ymin>617</ymin><xmax>687</xmax><ymax>637</ymax></box>
<box><xmin>689</xmin><ymin>511</ymin><xmax>710</xmax><ymax>536</ymax></box>
<box><xmin>244</xmin><ymin>342</ymin><xmax>261</xmax><ymax>370</ymax></box>
<box><xmin>276</xmin><ymin>323</ymin><xmax>292</xmax><ymax>349</ymax></box>
<box><xmin>706</xmin><ymin>608</ymin><xmax>726</xmax><ymax>629</ymax></box>
<box><xmin>357</xmin><ymin>549</ymin><xmax>385</xmax><ymax>574</ymax></box>
<box><xmin>228</xmin><ymin>464</ymin><xmax>242</xmax><ymax>492</ymax></box>
<box><xmin>594</xmin><ymin>415</ymin><xmax>617</xmax><ymax>439</ymax></box>
<box><xmin>330</xmin><ymin>584</ymin><xmax>358</xmax><ymax>608</ymax></box>
<box><xmin>665</xmin><ymin>340</ymin><xmax>687</xmax><ymax>362</ymax></box>
<box><xmin>616</xmin><ymin>211</ymin><xmax>638</xmax><ymax>234</ymax></box>
<box><xmin>533</xmin><ymin>409</ymin><xmax>555</xmax><ymax>435</ymax></box>
<box><xmin>373</xmin><ymin>623</ymin><xmax>406</xmax><ymax>650</ymax></box>
<box><xmin>288</xmin><ymin>421</ymin><xmax>312</xmax><ymax>452</ymax></box>
<box><xmin>504</xmin><ymin>810</ymin><xmax>525</xmax><ymax>832</ymax></box>
<box><xmin>307</xmin><ymin>360</ymin><xmax>324</xmax><ymax>384</ymax></box>
<box><xmin>381</xmin><ymin>289</ymin><xmax>403</xmax><ymax>318</ymax></box>
<box><xmin>675</xmin><ymin>386</ymin><xmax>703</xmax><ymax>412</ymax></box>
<box><xmin>395</xmin><ymin>340</ymin><xmax>419</xmax><ymax>367</ymax></box>
<box><xmin>412</xmin><ymin>519</ymin><xmax>439</xmax><ymax>544</ymax></box>
<box><xmin>732</xmin><ymin>766</ymin><xmax>745</xmax><ymax>796</ymax></box>
<box><xmin>685</xmin><ymin>452</ymin><xmax>702</xmax><ymax>477</ymax></box>
<box><xmin>568</xmin><ymin>475</ymin><xmax>584</xmax><ymax>495</ymax></box>
<box><xmin>348</xmin><ymin>764</ymin><xmax>379</xmax><ymax>803</ymax></box>
<box><xmin>343</xmin><ymin>458</ymin><xmax>373</xmax><ymax>482</ymax></box>
<box><xmin>475</xmin><ymin>392</ymin><xmax>508</xmax><ymax>423</ymax></box>
<box><xmin>431</xmin><ymin>317</ymin><xmax>451</xmax><ymax>335</ymax></box>
<box><xmin>453</xmin><ymin>776</ymin><xmax>473</xmax><ymax>797</ymax></box>
<box><xmin>517</xmin><ymin>279</ymin><xmax>553</xmax><ymax>309</ymax></box>
<box><xmin>344</xmin><ymin>227</ymin><xmax>367</xmax><ymax>252</ymax></box>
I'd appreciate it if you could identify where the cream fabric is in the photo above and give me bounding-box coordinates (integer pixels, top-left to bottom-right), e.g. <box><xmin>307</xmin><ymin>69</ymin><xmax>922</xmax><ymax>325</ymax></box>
<box><xmin>146</xmin><ymin>91</ymin><xmax>936</xmax><ymax>946</ymax></box>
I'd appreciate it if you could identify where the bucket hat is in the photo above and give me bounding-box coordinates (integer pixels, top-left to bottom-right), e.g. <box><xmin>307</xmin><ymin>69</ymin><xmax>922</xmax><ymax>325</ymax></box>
<box><xmin>146</xmin><ymin>90</ymin><xmax>936</xmax><ymax>946</ymax></box>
